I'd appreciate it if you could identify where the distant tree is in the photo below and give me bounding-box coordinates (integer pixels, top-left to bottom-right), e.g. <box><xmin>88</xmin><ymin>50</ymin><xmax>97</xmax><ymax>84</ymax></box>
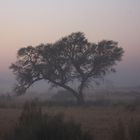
<box><xmin>10</xmin><ymin>32</ymin><xmax>124</xmax><ymax>104</ymax></box>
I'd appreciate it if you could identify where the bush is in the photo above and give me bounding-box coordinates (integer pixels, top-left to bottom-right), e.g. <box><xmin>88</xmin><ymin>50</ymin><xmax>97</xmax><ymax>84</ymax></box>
<box><xmin>5</xmin><ymin>101</ymin><xmax>93</xmax><ymax>140</ymax></box>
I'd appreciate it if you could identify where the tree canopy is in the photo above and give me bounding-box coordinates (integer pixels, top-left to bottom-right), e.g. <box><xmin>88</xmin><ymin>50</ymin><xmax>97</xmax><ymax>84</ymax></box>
<box><xmin>10</xmin><ymin>32</ymin><xmax>124</xmax><ymax>104</ymax></box>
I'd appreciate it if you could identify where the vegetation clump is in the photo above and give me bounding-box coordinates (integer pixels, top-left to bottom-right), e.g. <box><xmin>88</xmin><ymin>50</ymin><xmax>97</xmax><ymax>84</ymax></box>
<box><xmin>5</xmin><ymin>101</ymin><xmax>93</xmax><ymax>140</ymax></box>
<box><xmin>112</xmin><ymin>119</ymin><xmax>140</xmax><ymax>140</ymax></box>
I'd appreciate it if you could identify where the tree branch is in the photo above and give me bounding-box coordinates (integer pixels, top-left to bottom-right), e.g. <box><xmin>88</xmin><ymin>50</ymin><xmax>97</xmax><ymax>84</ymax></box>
<box><xmin>46</xmin><ymin>78</ymin><xmax>78</xmax><ymax>98</ymax></box>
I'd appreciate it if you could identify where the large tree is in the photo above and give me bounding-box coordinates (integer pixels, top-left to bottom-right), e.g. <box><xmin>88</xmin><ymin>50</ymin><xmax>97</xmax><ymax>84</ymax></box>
<box><xmin>10</xmin><ymin>32</ymin><xmax>124</xmax><ymax>104</ymax></box>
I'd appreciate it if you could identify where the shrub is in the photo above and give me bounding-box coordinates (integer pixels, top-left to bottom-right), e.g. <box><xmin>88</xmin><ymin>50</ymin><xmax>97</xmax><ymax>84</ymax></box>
<box><xmin>5</xmin><ymin>101</ymin><xmax>93</xmax><ymax>140</ymax></box>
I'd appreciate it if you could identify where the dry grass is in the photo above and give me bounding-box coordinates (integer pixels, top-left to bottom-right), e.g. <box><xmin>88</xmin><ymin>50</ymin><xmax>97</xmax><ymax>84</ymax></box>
<box><xmin>0</xmin><ymin>106</ymin><xmax>140</xmax><ymax>140</ymax></box>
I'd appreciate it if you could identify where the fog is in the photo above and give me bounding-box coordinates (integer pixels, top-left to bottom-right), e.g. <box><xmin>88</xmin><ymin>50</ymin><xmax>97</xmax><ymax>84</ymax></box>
<box><xmin>0</xmin><ymin>0</ymin><xmax>140</xmax><ymax>92</ymax></box>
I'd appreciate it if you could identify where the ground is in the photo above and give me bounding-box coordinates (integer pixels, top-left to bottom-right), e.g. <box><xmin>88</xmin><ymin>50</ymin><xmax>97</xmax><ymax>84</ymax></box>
<box><xmin>0</xmin><ymin>106</ymin><xmax>140</xmax><ymax>140</ymax></box>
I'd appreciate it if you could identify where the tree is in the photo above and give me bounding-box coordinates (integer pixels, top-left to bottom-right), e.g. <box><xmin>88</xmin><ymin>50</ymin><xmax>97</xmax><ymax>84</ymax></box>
<box><xmin>10</xmin><ymin>32</ymin><xmax>124</xmax><ymax>104</ymax></box>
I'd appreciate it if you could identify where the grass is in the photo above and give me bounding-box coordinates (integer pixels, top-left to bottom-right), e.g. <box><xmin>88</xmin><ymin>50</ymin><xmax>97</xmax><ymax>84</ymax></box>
<box><xmin>0</xmin><ymin>105</ymin><xmax>140</xmax><ymax>140</ymax></box>
<box><xmin>4</xmin><ymin>101</ymin><xmax>93</xmax><ymax>140</ymax></box>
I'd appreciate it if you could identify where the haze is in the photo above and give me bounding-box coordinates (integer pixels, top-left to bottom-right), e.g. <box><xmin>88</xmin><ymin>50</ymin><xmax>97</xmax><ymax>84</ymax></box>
<box><xmin>0</xmin><ymin>0</ymin><xmax>140</xmax><ymax>92</ymax></box>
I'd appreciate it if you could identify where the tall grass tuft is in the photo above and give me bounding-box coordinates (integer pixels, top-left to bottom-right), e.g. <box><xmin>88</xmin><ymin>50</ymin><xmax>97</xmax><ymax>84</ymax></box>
<box><xmin>112</xmin><ymin>119</ymin><xmax>140</xmax><ymax>140</ymax></box>
<box><xmin>112</xmin><ymin>120</ymin><xmax>126</xmax><ymax>140</ymax></box>
<box><xmin>5</xmin><ymin>101</ymin><xmax>93</xmax><ymax>140</ymax></box>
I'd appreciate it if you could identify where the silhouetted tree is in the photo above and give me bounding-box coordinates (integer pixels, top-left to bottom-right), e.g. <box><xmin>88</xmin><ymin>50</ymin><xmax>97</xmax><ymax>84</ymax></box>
<box><xmin>10</xmin><ymin>32</ymin><xmax>124</xmax><ymax>104</ymax></box>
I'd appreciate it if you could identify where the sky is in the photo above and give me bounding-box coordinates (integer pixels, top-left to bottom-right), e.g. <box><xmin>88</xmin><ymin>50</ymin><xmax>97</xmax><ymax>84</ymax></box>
<box><xmin>0</xmin><ymin>0</ymin><xmax>140</xmax><ymax>92</ymax></box>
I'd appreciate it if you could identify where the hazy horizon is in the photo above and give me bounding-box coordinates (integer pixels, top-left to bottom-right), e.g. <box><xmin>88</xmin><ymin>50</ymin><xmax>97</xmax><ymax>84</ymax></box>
<box><xmin>0</xmin><ymin>0</ymin><xmax>140</xmax><ymax>92</ymax></box>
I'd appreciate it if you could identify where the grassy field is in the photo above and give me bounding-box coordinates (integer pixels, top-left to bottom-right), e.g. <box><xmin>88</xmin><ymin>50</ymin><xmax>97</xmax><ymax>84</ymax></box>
<box><xmin>0</xmin><ymin>105</ymin><xmax>140</xmax><ymax>140</ymax></box>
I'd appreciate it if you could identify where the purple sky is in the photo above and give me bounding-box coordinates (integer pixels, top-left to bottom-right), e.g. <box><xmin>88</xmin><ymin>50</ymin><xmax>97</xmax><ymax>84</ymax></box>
<box><xmin>0</xmin><ymin>0</ymin><xmax>140</xmax><ymax>91</ymax></box>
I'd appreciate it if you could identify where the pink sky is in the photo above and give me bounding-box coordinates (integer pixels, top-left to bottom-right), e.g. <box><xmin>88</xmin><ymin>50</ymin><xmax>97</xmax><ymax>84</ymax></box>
<box><xmin>0</xmin><ymin>0</ymin><xmax>140</xmax><ymax>90</ymax></box>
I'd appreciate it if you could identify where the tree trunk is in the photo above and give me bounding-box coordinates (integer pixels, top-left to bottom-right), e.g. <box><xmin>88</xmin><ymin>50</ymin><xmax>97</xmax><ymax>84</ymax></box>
<box><xmin>77</xmin><ymin>92</ymin><xmax>84</xmax><ymax>105</ymax></box>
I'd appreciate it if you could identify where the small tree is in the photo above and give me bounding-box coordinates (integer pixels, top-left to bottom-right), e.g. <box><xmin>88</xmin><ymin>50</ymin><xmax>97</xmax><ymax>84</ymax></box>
<box><xmin>10</xmin><ymin>32</ymin><xmax>124</xmax><ymax>104</ymax></box>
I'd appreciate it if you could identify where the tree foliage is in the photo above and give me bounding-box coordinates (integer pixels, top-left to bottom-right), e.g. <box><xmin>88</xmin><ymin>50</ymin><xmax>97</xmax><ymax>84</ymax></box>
<box><xmin>10</xmin><ymin>32</ymin><xmax>124</xmax><ymax>103</ymax></box>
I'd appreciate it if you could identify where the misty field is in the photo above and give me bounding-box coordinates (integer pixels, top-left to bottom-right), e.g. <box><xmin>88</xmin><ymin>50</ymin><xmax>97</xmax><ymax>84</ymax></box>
<box><xmin>0</xmin><ymin>105</ymin><xmax>140</xmax><ymax>140</ymax></box>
